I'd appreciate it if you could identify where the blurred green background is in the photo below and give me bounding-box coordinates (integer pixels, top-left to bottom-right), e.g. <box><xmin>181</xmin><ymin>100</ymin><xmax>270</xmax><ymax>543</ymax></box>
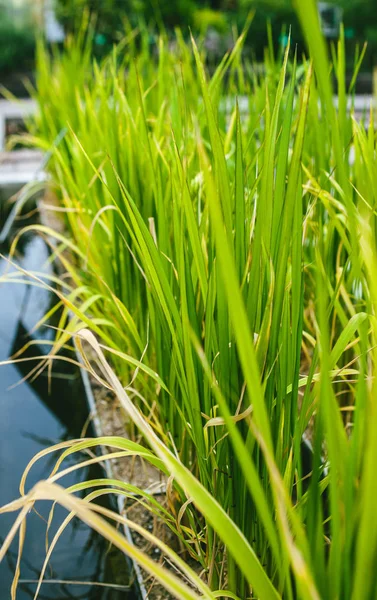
<box><xmin>0</xmin><ymin>0</ymin><xmax>376</xmax><ymax>93</ymax></box>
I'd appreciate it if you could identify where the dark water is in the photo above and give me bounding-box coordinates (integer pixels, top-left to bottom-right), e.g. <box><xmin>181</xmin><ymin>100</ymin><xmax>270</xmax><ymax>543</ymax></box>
<box><xmin>0</xmin><ymin>229</ymin><xmax>135</xmax><ymax>599</ymax></box>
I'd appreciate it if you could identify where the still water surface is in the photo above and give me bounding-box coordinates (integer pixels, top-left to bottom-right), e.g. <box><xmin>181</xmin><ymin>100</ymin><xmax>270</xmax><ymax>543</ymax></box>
<box><xmin>0</xmin><ymin>232</ymin><xmax>133</xmax><ymax>599</ymax></box>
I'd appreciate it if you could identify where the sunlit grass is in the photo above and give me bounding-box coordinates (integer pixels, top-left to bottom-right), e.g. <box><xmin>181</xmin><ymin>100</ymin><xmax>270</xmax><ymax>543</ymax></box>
<box><xmin>2</xmin><ymin>0</ymin><xmax>377</xmax><ymax>597</ymax></box>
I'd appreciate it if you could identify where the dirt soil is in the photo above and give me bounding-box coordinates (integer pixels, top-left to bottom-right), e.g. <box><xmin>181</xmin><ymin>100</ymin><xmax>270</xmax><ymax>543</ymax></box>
<box><xmin>88</xmin><ymin>375</ymin><xmax>194</xmax><ymax>600</ymax></box>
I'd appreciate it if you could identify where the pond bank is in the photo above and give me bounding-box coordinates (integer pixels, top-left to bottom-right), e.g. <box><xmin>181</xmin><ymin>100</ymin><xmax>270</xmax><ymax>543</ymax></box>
<box><xmin>0</xmin><ymin>203</ymin><xmax>136</xmax><ymax>599</ymax></box>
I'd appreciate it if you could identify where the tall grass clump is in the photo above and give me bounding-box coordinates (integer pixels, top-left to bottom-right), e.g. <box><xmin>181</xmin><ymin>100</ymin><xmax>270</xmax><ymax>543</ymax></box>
<box><xmin>2</xmin><ymin>1</ymin><xmax>377</xmax><ymax>598</ymax></box>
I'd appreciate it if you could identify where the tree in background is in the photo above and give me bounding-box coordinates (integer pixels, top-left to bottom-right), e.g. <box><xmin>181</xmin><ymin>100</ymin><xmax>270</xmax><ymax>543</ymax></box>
<box><xmin>55</xmin><ymin>0</ymin><xmax>376</xmax><ymax>70</ymax></box>
<box><xmin>55</xmin><ymin>0</ymin><xmax>295</xmax><ymax>48</ymax></box>
<box><xmin>56</xmin><ymin>0</ymin><xmax>197</xmax><ymax>33</ymax></box>
<box><xmin>341</xmin><ymin>0</ymin><xmax>377</xmax><ymax>65</ymax></box>
<box><xmin>239</xmin><ymin>0</ymin><xmax>376</xmax><ymax>68</ymax></box>
<box><xmin>0</xmin><ymin>6</ymin><xmax>35</xmax><ymax>75</ymax></box>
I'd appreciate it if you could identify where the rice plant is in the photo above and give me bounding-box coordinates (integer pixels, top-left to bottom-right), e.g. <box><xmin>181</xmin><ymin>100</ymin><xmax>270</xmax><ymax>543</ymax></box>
<box><xmin>2</xmin><ymin>0</ymin><xmax>377</xmax><ymax>598</ymax></box>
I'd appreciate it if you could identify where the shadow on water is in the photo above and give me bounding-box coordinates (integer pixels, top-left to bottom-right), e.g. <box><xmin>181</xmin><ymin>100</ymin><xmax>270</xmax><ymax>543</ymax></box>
<box><xmin>0</xmin><ymin>211</ymin><xmax>137</xmax><ymax>598</ymax></box>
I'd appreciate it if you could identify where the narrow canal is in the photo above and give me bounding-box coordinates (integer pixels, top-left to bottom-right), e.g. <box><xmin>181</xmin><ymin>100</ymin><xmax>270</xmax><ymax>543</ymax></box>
<box><xmin>0</xmin><ymin>203</ymin><xmax>135</xmax><ymax>598</ymax></box>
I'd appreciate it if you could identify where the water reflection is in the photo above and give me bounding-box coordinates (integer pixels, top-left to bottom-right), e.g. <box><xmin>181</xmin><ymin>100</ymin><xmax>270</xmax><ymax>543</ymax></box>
<box><xmin>0</xmin><ymin>226</ymin><xmax>134</xmax><ymax>599</ymax></box>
